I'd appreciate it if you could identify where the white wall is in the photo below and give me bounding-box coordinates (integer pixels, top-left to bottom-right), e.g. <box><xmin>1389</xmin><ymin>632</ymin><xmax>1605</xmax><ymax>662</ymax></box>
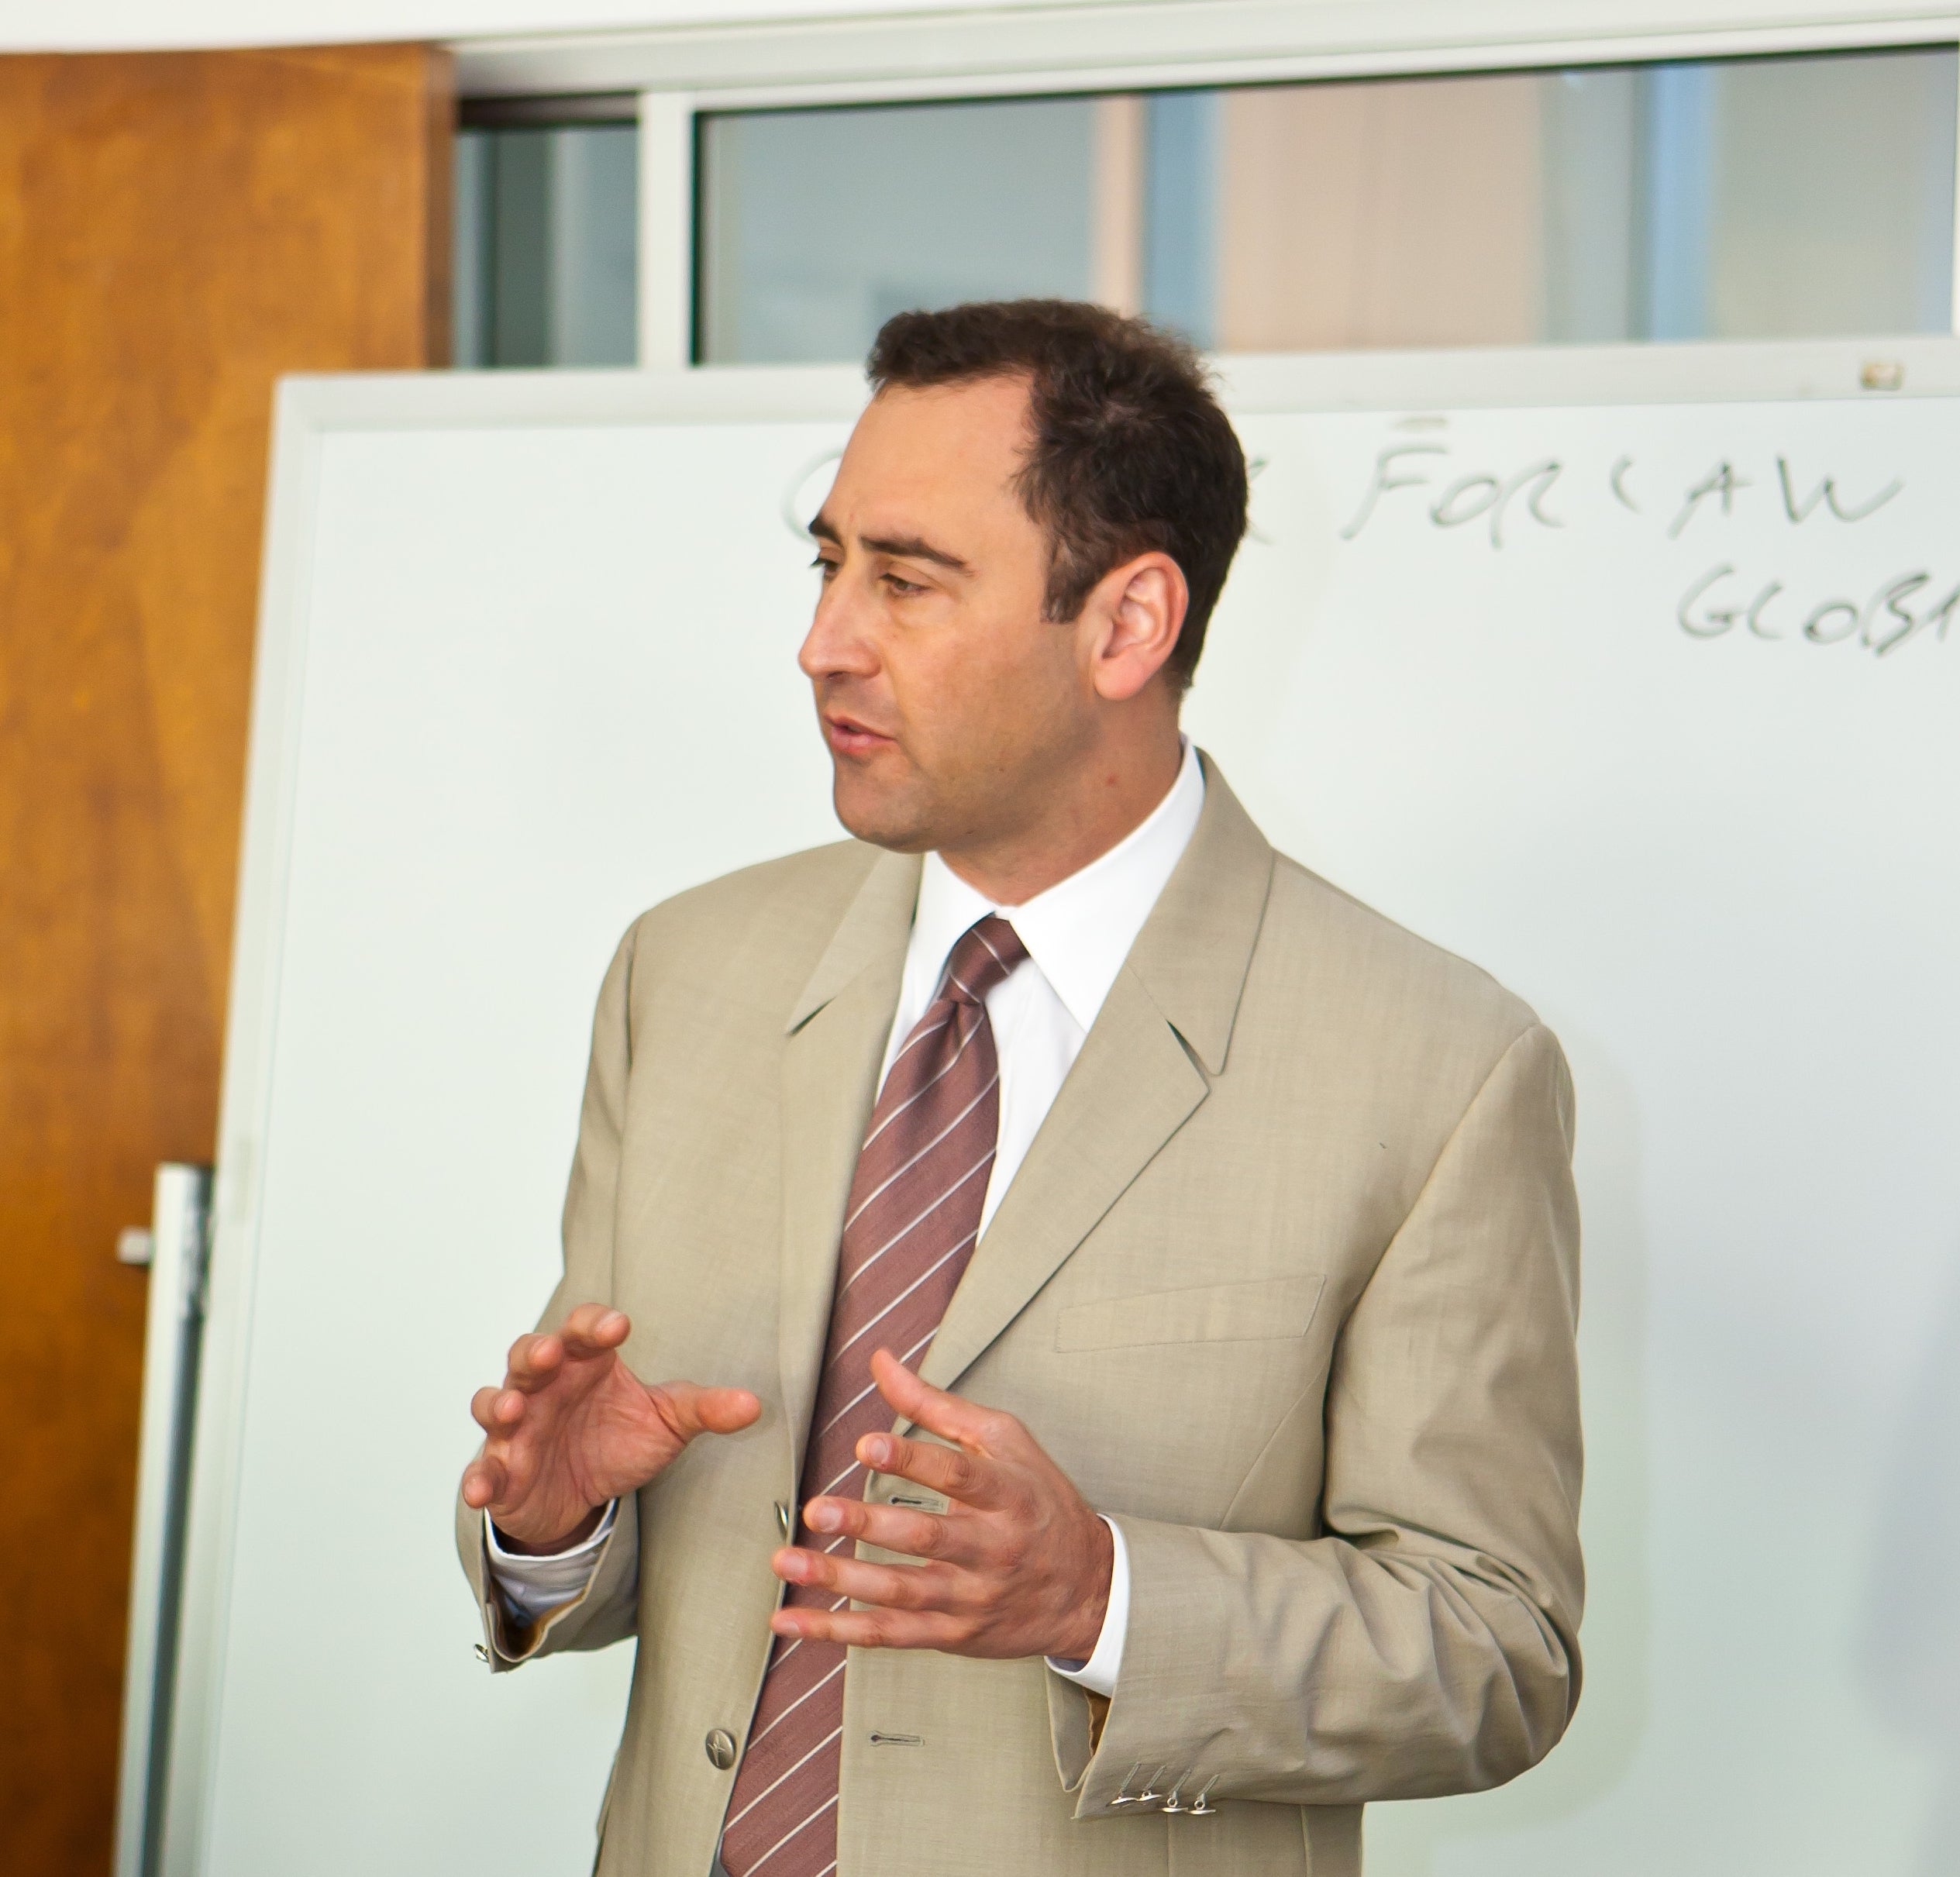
<box><xmin>0</xmin><ymin>0</ymin><xmax>935</xmax><ymax>51</ymax></box>
<box><xmin>0</xmin><ymin>0</ymin><xmax>1951</xmax><ymax>57</ymax></box>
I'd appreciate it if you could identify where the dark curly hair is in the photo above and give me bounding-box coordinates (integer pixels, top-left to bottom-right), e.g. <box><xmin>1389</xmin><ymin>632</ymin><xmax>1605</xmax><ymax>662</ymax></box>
<box><xmin>866</xmin><ymin>299</ymin><xmax>1248</xmax><ymax>693</ymax></box>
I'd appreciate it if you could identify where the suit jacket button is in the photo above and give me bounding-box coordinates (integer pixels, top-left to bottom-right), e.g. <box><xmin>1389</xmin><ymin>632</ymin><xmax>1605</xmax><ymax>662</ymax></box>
<box><xmin>775</xmin><ymin>1501</ymin><xmax>792</xmax><ymax>1540</ymax></box>
<box><xmin>705</xmin><ymin>1729</ymin><xmax>738</xmax><ymax>1769</ymax></box>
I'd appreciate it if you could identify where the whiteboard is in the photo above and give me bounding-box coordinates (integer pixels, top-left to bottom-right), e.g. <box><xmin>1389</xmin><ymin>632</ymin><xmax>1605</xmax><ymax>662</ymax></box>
<box><xmin>169</xmin><ymin>340</ymin><xmax>1960</xmax><ymax>1877</ymax></box>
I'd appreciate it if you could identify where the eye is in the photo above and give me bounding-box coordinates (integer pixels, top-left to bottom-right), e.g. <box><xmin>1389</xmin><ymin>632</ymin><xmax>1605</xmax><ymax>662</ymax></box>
<box><xmin>882</xmin><ymin>571</ymin><xmax>927</xmax><ymax>597</ymax></box>
<box><xmin>811</xmin><ymin>555</ymin><xmax>839</xmax><ymax>580</ymax></box>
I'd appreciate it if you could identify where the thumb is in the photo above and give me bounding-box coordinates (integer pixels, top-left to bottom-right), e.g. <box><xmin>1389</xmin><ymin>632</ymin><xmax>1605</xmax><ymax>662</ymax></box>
<box><xmin>870</xmin><ymin>1346</ymin><xmax>983</xmax><ymax>1446</ymax></box>
<box><xmin>652</xmin><ymin>1379</ymin><xmax>762</xmax><ymax>1441</ymax></box>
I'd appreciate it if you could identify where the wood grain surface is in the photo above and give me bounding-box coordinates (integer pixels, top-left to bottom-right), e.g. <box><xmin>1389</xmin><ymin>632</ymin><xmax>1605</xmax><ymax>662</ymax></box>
<box><xmin>0</xmin><ymin>45</ymin><xmax>450</xmax><ymax>1872</ymax></box>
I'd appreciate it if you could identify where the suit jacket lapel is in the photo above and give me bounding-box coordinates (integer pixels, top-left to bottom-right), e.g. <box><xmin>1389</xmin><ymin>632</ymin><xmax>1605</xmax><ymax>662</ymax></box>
<box><xmin>918</xmin><ymin>968</ymin><xmax>1205</xmax><ymax>1395</ymax></box>
<box><xmin>920</xmin><ymin>756</ymin><xmax>1276</xmax><ymax>1396</ymax></box>
<box><xmin>777</xmin><ymin>847</ymin><xmax>920</xmax><ymax>1479</ymax></box>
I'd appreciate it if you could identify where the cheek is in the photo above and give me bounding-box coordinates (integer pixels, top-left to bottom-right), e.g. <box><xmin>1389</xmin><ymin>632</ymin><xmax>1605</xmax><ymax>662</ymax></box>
<box><xmin>885</xmin><ymin>629</ymin><xmax>990</xmax><ymax>748</ymax></box>
<box><xmin>924</xmin><ymin>618</ymin><xmax>1080</xmax><ymax>752</ymax></box>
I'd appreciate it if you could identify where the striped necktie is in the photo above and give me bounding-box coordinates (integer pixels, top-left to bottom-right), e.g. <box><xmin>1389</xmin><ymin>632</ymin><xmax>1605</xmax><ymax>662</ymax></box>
<box><xmin>718</xmin><ymin>914</ymin><xmax>1028</xmax><ymax>1877</ymax></box>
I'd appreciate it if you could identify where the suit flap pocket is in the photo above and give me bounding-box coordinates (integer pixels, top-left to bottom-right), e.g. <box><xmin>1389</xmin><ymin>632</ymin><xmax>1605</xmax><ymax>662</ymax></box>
<box><xmin>1055</xmin><ymin>1273</ymin><xmax>1326</xmax><ymax>1353</ymax></box>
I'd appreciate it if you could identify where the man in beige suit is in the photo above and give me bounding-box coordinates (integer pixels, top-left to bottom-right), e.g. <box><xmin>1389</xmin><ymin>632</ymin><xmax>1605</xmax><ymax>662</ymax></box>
<box><xmin>456</xmin><ymin>300</ymin><xmax>1583</xmax><ymax>1877</ymax></box>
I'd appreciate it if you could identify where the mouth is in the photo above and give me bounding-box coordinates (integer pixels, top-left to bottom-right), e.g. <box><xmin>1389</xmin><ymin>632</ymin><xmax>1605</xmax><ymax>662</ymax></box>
<box><xmin>821</xmin><ymin>711</ymin><xmax>897</xmax><ymax>758</ymax></box>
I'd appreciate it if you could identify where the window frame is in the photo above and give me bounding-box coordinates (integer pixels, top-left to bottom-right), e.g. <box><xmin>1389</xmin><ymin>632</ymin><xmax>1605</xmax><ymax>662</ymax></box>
<box><xmin>451</xmin><ymin>1</ymin><xmax>1960</xmax><ymax>363</ymax></box>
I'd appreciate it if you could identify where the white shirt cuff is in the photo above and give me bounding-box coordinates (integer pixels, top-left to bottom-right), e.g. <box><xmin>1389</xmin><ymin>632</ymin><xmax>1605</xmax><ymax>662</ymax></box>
<box><xmin>484</xmin><ymin>1500</ymin><xmax>616</xmax><ymax>1625</ymax></box>
<box><xmin>1045</xmin><ymin>1514</ymin><xmax>1128</xmax><ymax>1699</ymax></box>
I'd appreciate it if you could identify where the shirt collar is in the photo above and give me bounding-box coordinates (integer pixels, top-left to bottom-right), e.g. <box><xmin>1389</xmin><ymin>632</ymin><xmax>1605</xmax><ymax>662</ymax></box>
<box><xmin>911</xmin><ymin>738</ymin><xmax>1206</xmax><ymax>1035</ymax></box>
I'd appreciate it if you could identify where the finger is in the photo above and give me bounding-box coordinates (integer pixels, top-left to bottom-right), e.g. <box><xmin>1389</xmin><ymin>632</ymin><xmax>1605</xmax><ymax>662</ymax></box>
<box><xmin>505</xmin><ymin>1331</ymin><xmax>564</xmax><ymax>1391</ymax></box>
<box><xmin>771</xmin><ymin>1545</ymin><xmax>959</xmax><ymax>1615</ymax></box>
<box><xmin>470</xmin><ymin>1386</ymin><xmax>527</xmax><ymax>1434</ymax></box>
<box><xmin>869</xmin><ymin>1348</ymin><xmax>1003</xmax><ymax>1451</ymax></box>
<box><xmin>556</xmin><ymin>1303</ymin><xmax>631</xmax><ymax>1359</ymax></box>
<box><xmin>855</xmin><ymin>1428</ymin><xmax>1008</xmax><ymax>1511</ymax></box>
<box><xmin>801</xmin><ymin>1495</ymin><xmax>965</xmax><ymax>1562</ymax></box>
<box><xmin>649</xmin><ymin>1380</ymin><xmax>762</xmax><ymax>1441</ymax></box>
<box><xmin>460</xmin><ymin>1454</ymin><xmax>507</xmax><ymax>1509</ymax></box>
<box><xmin>769</xmin><ymin>1602</ymin><xmax>962</xmax><ymax>1651</ymax></box>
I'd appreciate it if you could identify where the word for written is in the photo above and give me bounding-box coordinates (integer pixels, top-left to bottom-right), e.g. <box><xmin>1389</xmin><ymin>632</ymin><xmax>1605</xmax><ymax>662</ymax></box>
<box><xmin>1678</xmin><ymin>564</ymin><xmax>1958</xmax><ymax>656</ymax></box>
<box><xmin>1338</xmin><ymin>443</ymin><xmax>1903</xmax><ymax>547</ymax></box>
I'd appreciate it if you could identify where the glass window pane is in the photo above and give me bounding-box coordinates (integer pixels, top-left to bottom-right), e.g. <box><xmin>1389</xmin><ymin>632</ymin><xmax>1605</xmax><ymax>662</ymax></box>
<box><xmin>1214</xmin><ymin>47</ymin><xmax>1957</xmax><ymax>349</ymax></box>
<box><xmin>1215</xmin><ymin>70</ymin><xmax>1554</xmax><ymax>350</ymax></box>
<box><xmin>1699</xmin><ymin>48</ymin><xmax>1958</xmax><ymax>338</ymax></box>
<box><xmin>1144</xmin><ymin>91</ymin><xmax>1221</xmax><ymax>347</ymax></box>
<box><xmin>694</xmin><ymin>45</ymin><xmax>1956</xmax><ymax>361</ymax></box>
<box><xmin>453</xmin><ymin>122</ymin><xmax>639</xmax><ymax>368</ymax></box>
<box><xmin>697</xmin><ymin>96</ymin><xmax>1101</xmax><ymax>364</ymax></box>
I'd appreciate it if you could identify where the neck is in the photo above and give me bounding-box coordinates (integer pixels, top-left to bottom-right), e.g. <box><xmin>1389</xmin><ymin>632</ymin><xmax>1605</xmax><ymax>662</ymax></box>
<box><xmin>938</xmin><ymin>724</ymin><xmax>1184</xmax><ymax>906</ymax></box>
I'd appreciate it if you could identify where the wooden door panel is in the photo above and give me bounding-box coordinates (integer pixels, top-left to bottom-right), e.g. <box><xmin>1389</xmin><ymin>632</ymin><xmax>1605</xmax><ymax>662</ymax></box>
<box><xmin>0</xmin><ymin>46</ymin><xmax>451</xmax><ymax>1872</ymax></box>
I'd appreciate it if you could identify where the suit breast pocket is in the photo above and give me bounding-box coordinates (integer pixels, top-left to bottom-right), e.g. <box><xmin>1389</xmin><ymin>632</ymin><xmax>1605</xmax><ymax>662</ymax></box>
<box><xmin>1053</xmin><ymin>1273</ymin><xmax>1327</xmax><ymax>1353</ymax></box>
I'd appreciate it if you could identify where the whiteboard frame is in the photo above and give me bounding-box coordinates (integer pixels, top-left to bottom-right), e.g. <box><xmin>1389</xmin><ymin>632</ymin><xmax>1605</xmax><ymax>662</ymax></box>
<box><xmin>165</xmin><ymin>334</ymin><xmax>1960</xmax><ymax>1874</ymax></box>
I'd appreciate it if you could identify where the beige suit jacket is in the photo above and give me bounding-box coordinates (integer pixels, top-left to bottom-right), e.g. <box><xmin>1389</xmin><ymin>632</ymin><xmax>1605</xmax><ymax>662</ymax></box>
<box><xmin>457</xmin><ymin>756</ymin><xmax>1583</xmax><ymax>1877</ymax></box>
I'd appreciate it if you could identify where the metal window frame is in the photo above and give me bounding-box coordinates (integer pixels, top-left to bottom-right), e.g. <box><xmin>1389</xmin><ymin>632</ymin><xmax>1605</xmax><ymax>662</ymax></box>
<box><xmin>456</xmin><ymin>0</ymin><xmax>1960</xmax><ymax>104</ymax></box>
<box><xmin>454</xmin><ymin>3</ymin><xmax>1960</xmax><ymax>360</ymax></box>
<box><xmin>450</xmin><ymin>2</ymin><xmax>1960</xmax><ymax>360</ymax></box>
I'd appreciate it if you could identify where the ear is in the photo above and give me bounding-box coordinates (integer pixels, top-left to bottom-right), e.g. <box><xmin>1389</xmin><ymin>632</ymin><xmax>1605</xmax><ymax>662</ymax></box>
<box><xmin>1083</xmin><ymin>552</ymin><xmax>1188</xmax><ymax>702</ymax></box>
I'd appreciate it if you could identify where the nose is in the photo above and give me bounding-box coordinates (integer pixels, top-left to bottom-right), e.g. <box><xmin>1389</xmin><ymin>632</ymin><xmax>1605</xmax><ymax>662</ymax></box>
<box><xmin>798</xmin><ymin>566</ymin><xmax>880</xmax><ymax>684</ymax></box>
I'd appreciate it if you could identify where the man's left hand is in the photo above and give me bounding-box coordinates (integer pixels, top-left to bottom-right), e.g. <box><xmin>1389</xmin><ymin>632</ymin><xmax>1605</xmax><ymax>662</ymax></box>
<box><xmin>770</xmin><ymin>1347</ymin><xmax>1114</xmax><ymax>1662</ymax></box>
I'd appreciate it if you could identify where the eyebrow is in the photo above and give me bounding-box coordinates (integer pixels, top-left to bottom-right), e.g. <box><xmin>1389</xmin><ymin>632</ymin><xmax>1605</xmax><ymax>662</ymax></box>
<box><xmin>808</xmin><ymin>509</ymin><xmax>971</xmax><ymax>574</ymax></box>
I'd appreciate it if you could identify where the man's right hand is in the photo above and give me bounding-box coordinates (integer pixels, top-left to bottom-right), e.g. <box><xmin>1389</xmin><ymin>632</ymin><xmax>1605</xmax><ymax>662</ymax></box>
<box><xmin>461</xmin><ymin>1302</ymin><xmax>761</xmax><ymax>1552</ymax></box>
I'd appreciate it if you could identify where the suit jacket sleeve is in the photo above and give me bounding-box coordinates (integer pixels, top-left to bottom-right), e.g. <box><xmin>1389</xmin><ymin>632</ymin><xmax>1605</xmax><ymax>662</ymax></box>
<box><xmin>454</xmin><ymin>921</ymin><xmax>646</xmax><ymax>1669</ymax></box>
<box><xmin>1051</xmin><ymin>1021</ymin><xmax>1583</xmax><ymax>1808</ymax></box>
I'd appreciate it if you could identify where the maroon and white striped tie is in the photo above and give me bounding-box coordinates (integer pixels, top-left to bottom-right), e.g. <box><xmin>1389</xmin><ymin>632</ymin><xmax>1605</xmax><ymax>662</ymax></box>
<box><xmin>718</xmin><ymin>914</ymin><xmax>1028</xmax><ymax>1877</ymax></box>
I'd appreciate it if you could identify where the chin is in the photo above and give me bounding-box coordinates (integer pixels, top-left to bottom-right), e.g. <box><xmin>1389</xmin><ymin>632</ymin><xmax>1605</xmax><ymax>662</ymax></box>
<box><xmin>831</xmin><ymin>770</ymin><xmax>935</xmax><ymax>855</ymax></box>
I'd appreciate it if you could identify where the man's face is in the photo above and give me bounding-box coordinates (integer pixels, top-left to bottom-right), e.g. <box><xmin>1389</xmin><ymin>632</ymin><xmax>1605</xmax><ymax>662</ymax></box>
<box><xmin>800</xmin><ymin>377</ymin><xmax>1094</xmax><ymax>856</ymax></box>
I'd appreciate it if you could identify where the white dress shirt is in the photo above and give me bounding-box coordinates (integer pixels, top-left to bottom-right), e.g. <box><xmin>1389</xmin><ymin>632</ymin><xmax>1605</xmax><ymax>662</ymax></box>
<box><xmin>489</xmin><ymin>739</ymin><xmax>1207</xmax><ymax>1700</ymax></box>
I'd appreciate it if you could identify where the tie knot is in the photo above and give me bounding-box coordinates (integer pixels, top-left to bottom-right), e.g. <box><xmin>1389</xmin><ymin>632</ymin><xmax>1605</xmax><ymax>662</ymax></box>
<box><xmin>935</xmin><ymin>915</ymin><xmax>1027</xmax><ymax>1008</ymax></box>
